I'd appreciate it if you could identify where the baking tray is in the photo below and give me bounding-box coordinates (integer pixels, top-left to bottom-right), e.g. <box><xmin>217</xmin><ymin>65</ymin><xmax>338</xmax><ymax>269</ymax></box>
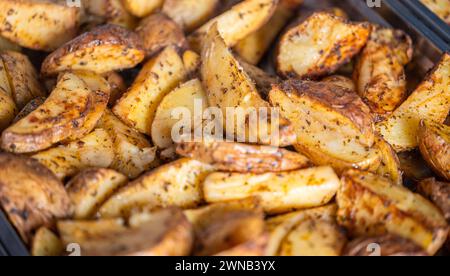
<box><xmin>0</xmin><ymin>0</ymin><xmax>447</xmax><ymax>256</ymax></box>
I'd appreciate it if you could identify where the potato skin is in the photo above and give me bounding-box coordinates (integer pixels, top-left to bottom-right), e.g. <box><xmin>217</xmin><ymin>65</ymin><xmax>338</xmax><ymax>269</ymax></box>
<box><xmin>162</xmin><ymin>0</ymin><xmax>220</xmax><ymax>32</ymax></box>
<box><xmin>13</xmin><ymin>96</ymin><xmax>46</xmax><ymax>123</ymax></box>
<box><xmin>0</xmin><ymin>153</ymin><xmax>72</xmax><ymax>244</ymax></box>
<box><xmin>417</xmin><ymin>178</ymin><xmax>450</xmax><ymax>223</ymax></box>
<box><xmin>344</xmin><ymin>235</ymin><xmax>428</xmax><ymax>256</ymax></box>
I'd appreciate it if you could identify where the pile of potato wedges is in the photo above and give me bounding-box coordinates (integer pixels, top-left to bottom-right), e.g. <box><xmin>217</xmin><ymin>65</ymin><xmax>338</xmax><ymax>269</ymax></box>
<box><xmin>0</xmin><ymin>0</ymin><xmax>449</xmax><ymax>256</ymax></box>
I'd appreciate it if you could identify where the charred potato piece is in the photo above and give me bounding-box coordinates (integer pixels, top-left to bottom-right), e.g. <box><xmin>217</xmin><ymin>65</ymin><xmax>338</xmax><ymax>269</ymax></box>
<box><xmin>0</xmin><ymin>153</ymin><xmax>72</xmax><ymax>243</ymax></box>
<box><xmin>162</xmin><ymin>0</ymin><xmax>220</xmax><ymax>32</ymax></box>
<box><xmin>67</xmin><ymin>168</ymin><xmax>128</xmax><ymax>219</ymax></box>
<box><xmin>98</xmin><ymin>110</ymin><xmax>156</xmax><ymax>179</ymax></box>
<box><xmin>31</xmin><ymin>227</ymin><xmax>64</xmax><ymax>257</ymax></box>
<box><xmin>136</xmin><ymin>13</ymin><xmax>188</xmax><ymax>58</ymax></box>
<box><xmin>417</xmin><ymin>178</ymin><xmax>450</xmax><ymax>223</ymax></box>
<box><xmin>0</xmin><ymin>0</ymin><xmax>81</xmax><ymax>51</ymax></box>
<box><xmin>83</xmin><ymin>0</ymin><xmax>137</xmax><ymax>29</ymax></box>
<box><xmin>234</xmin><ymin>0</ymin><xmax>303</xmax><ymax>65</ymax></box>
<box><xmin>41</xmin><ymin>24</ymin><xmax>145</xmax><ymax>76</ymax></box>
<box><xmin>354</xmin><ymin>26</ymin><xmax>413</xmax><ymax>114</ymax></box>
<box><xmin>203</xmin><ymin>166</ymin><xmax>340</xmax><ymax>214</ymax></box>
<box><xmin>322</xmin><ymin>75</ymin><xmax>355</xmax><ymax>92</ymax></box>
<box><xmin>276</xmin><ymin>12</ymin><xmax>370</xmax><ymax>79</ymax></box>
<box><xmin>188</xmin><ymin>0</ymin><xmax>277</xmax><ymax>52</ymax></box>
<box><xmin>99</xmin><ymin>158</ymin><xmax>215</xmax><ymax>218</ymax></box>
<box><xmin>420</xmin><ymin>0</ymin><xmax>450</xmax><ymax>25</ymax></box>
<box><xmin>337</xmin><ymin>169</ymin><xmax>449</xmax><ymax>255</ymax></box>
<box><xmin>344</xmin><ymin>235</ymin><xmax>428</xmax><ymax>256</ymax></box>
<box><xmin>377</xmin><ymin>53</ymin><xmax>450</xmax><ymax>152</ymax></box>
<box><xmin>176</xmin><ymin>138</ymin><xmax>311</xmax><ymax>173</ymax></box>
<box><xmin>12</xmin><ymin>96</ymin><xmax>46</xmax><ymax>123</ymax></box>
<box><xmin>418</xmin><ymin>121</ymin><xmax>450</xmax><ymax>180</ymax></box>
<box><xmin>32</xmin><ymin>128</ymin><xmax>115</xmax><ymax>180</ymax></box>
<box><xmin>121</xmin><ymin>0</ymin><xmax>163</xmax><ymax>18</ymax></box>
<box><xmin>375</xmin><ymin>136</ymin><xmax>403</xmax><ymax>186</ymax></box>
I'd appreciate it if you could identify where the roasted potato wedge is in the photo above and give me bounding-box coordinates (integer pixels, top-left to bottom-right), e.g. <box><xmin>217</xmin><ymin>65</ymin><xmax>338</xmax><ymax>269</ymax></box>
<box><xmin>176</xmin><ymin>138</ymin><xmax>311</xmax><ymax>173</ymax></box>
<box><xmin>151</xmin><ymin>79</ymin><xmax>208</xmax><ymax>150</ymax></box>
<box><xmin>322</xmin><ymin>75</ymin><xmax>355</xmax><ymax>92</ymax></box>
<box><xmin>0</xmin><ymin>91</ymin><xmax>16</xmax><ymax>131</ymax></box>
<box><xmin>32</xmin><ymin>128</ymin><xmax>115</xmax><ymax>180</ymax></box>
<box><xmin>99</xmin><ymin>158</ymin><xmax>214</xmax><ymax>218</ymax></box>
<box><xmin>234</xmin><ymin>0</ymin><xmax>303</xmax><ymax>65</ymax></box>
<box><xmin>203</xmin><ymin>166</ymin><xmax>340</xmax><ymax>214</ymax></box>
<box><xmin>121</xmin><ymin>0</ymin><xmax>163</xmax><ymax>18</ymax></box>
<box><xmin>67</xmin><ymin>168</ymin><xmax>128</xmax><ymax>219</ymax></box>
<box><xmin>337</xmin><ymin>169</ymin><xmax>449</xmax><ymax>255</ymax></box>
<box><xmin>237</xmin><ymin>57</ymin><xmax>279</xmax><ymax>99</ymax></box>
<box><xmin>354</xmin><ymin>26</ymin><xmax>413</xmax><ymax>114</ymax></box>
<box><xmin>113</xmin><ymin>46</ymin><xmax>192</xmax><ymax>135</ymax></box>
<box><xmin>418</xmin><ymin>120</ymin><xmax>450</xmax><ymax>181</ymax></box>
<box><xmin>98</xmin><ymin>110</ymin><xmax>156</xmax><ymax>179</ymax></box>
<box><xmin>344</xmin><ymin>235</ymin><xmax>427</xmax><ymax>256</ymax></box>
<box><xmin>12</xmin><ymin>96</ymin><xmax>45</xmax><ymax>123</ymax></box>
<box><xmin>83</xmin><ymin>0</ymin><xmax>137</xmax><ymax>29</ymax></box>
<box><xmin>41</xmin><ymin>24</ymin><xmax>145</xmax><ymax>76</ymax></box>
<box><xmin>31</xmin><ymin>227</ymin><xmax>64</xmax><ymax>257</ymax></box>
<box><xmin>0</xmin><ymin>153</ymin><xmax>72</xmax><ymax>243</ymax></box>
<box><xmin>201</xmin><ymin>25</ymin><xmax>296</xmax><ymax>146</ymax></box>
<box><xmin>377</xmin><ymin>53</ymin><xmax>450</xmax><ymax>152</ymax></box>
<box><xmin>0</xmin><ymin>0</ymin><xmax>81</xmax><ymax>51</ymax></box>
<box><xmin>162</xmin><ymin>0</ymin><xmax>220</xmax><ymax>32</ymax></box>
<box><xmin>103</xmin><ymin>72</ymin><xmax>126</xmax><ymax>106</ymax></box>
<box><xmin>417</xmin><ymin>178</ymin><xmax>450</xmax><ymax>223</ymax></box>
<box><xmin>375</xmin><ymin>136</ymin><xmax>403</xmax><ymax>186</ymax></box>
<box><xmin>1</xmin><ymin>51</ymin><xmax>46</xmax><ymax>109</ymax></box>
<box><xmin>276</xmin><ymin>12</ymin><xmax>370</xmax><ymax>79</ymax></box>
<box><xmin>136</xmin><ymin>13</ymin><xmax>188</xmax><ymax>58</ymax></box>
<box><xmin>420</xmin><ymin>0</ymin><xmax>450</xmax><ymax>25</ymax></box>
<box><xmin>0</xmin><ymin>35</ymin><xmax>20</xmax><ymax>52</ymax></box>
<box><xmin>188</xmin><ymin>0</ymin><xmax>277</xmax><ymax>52</ymax></box>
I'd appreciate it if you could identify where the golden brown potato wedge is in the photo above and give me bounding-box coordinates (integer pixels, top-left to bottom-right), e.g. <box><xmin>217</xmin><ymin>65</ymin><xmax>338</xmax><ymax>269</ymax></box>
<box><xmin>98</xmin><ymin>110</ymin><xmax>156</xmax><ymax>179</ymax></box>
<box><xmin>418</xmin><ymin>120</ymin><xmax>450</xmax><ymax>181</ymax></box>
<box><xmin>237</xmin><ymin>57</ymin><xmax>279</xmax><ymax>99</ymax></box>
<box><xmin>377</xmin><ymin>53</ymin><xmax>450</xmax><ymax>152</ymax></box>
<box><xmin>234</xmin><ymin>0</ymin><xmax>303</xmax><ymax>65</ymax></box>
<box><xmin>176</xmin><ymin>138</ymin><xmax>311</xmax><ymax>173</ymax></box>
<box><xmin>276</xmin><ymin>12</ymin><xmax>370</xmax><ymax>79</ymax></box>
<box><xmin>201</xmin><ymin>25</ymin><xmax>296</xmax><ymax>147</ymax></box>
<box><xmin>32</xmin><ymin>128</ymin><xmax>115</xmax><ymax>180</ymax></box>
<box><xmin>344</xmin><ymin>235</ymin><xmax>428</xmax><ymax>256</ymax></box>
<box><xmin>0</xmin><ymin>35</ymin><xmax>21</xmax><ymax>52</ymax></box>
<box><xmin>99</xmin><ymin>158</ymin><xmax>215</xmax><ymax>218</ymax></box>
<box><xmin>0</xmin><ymin>153</ymin><xmax>72</xmax><ymax>244</ymax></box>
<box><xmin>420</xmin><ymin>0</ymin><xmax>450</xmax><ymax>25</ymax></box>
<box><xmin>1</xmin><ymin>51</ymin><xmax>46</xmax><ymax>109</ymax></box>
<box><xmin>121</xmin><ymin>0</ymin><xmax>163</xmax><ymax>18</ymax></box>
<box><xmin>41</xmin><ymin>24</ymin><xmax>145</xmax><ymax>76</ymax></box>
<box><xmin>354</xmin><ymin>26</ymin><xmax>413</xmax><ymax>114</ymax></box>
<box><xmin>31</xmin><ymin>227</ymin><xmax>64</xmax><ymax>257</ymax></box>
<box><xmin>188</xmin><ymin>0</ymin><xmax>277</xmax><ymax>52</ymax></box>
<box><xmin>103</xmin><ymin>72</ymin><xmax>126</xmax><ymax>106</ymax></box>
<box><xmin>374</xmin><ymin>136</ymin><xmax>403</xmax><ymax>186</ymax></box>
<box><xmin>0</xmin><ymin>91</ymin><xmax>16</xmax><ymax>131</ymax></box>
<box><xmin>67</xmin><ymin>168</ymin><xmax>128</xmax><ymax>219</ymax></box>
<box><xmin>203</xmin><ymin>166</ymin><xmax>340</xmax><ymax>214</ymax></box>
<box><xmin>12</xmin><ymin>96</ymin><xmax>45</xmax><ymax>123</ymax></box>
<box><xmin>337</xmin><ymin>169</ymin><xmax>449</xmax><ymax>255</ymax></box>
<box><xmin>136</xmin><ymin>13</ymin><xmax>188</xmax><ymax>58</ymax></box>
<box><xmin>417</xmin><ymin>178</ymin><xmax>450</xmax><ymax>223</ymax></box>
<box><xmin>322</xmin><ymin>75</ymin><xmax>356</xmax><ymax>92</ymax></box>
<box><xmin>83</xmin><ymin>0</ymin><xmax>137</xmax><ymax>29</ymax></box>
<box><xmin>113</xmin><ymin>46</ymin><xmax>192</xmax><ymax>135</ymax></box>
<box><xmin>0</xmin><ymin>0</ymin><xmax>81</xmax><ymax>51</ymax></box>
<box><xmin>162</xmin><ymin>0</ymin><xmax>220</xmax><ymax>32</ymax></box>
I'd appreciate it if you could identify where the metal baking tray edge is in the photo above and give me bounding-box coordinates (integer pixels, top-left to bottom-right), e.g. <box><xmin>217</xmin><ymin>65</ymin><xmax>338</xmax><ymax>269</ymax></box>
<box><xmin>0</xmin><ymin>209</ymin><xmax>29</xmax><ymax>256</ymax></box>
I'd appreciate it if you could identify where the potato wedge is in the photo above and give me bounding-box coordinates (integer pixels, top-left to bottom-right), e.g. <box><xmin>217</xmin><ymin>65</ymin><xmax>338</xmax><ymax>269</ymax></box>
<box><xmin>67</xmin><ymin>168</ymin><xmax>128</xmax><ymax>219</ymax></box>
<box><xmin>204</xmin><ymin>166</ymin><xmax>340</xmax><ymax>214</ymax></box>
<box><xmin>418</xmin><ymin>120</ymin><xmax>450</xmax><ymax>181</ymax></box>
<box><xmin>0</xmin><ymin>35</ymin><xmax>20</xmax><ymax>52</ymax></box>
<box><xmin>322</xmin><ymin>75</ymin><xmax>355</xmax><ymax>92</ymax></box>
<box><xmin>41</xmin><ymin>24</ymin><xmax>145</xmax><ymax>76</ymax></box>
<box><xmin>32</xmin><ymin>128</ymin><xmax>115</xmax><ymax>180</ymax></box>
<box><xmin>98</xmin><ymin>110</ymin><xmax>156</xmax><ymax>178</ymax></box>
<box><xmin>136</xmin><ymin>13</ymin><xmax>188</xmax><ymax>58</ymax></box>
<box><xmin>276</xmin><ymin>12</ymin><xmax>370</xmax><ymax>79</ymax></box>
<box><xmin>376</xmin><ymin>53</ymin><xmax>450</xmax><ymax>152</ymax></box>
<box><xmin>375</xmin><ymin>136</ymin><xmax>403</xmax><ymax>186</ymax></box>
<box><xmin>215</xmin><ymin>234</ymin><xmax>269</xmax><ymax>256</ymax></box>
<box><xmin>103</xmin><ymin>72</ymin><xmax>126</xmax><ymax>107</ymax></box>
<box><xmin>188</xmin><ymin>0</ymin><xmax>277</xmax><ymax>52</ymax></box>
<box><xmin>0</xmin><ymin>153</ymin><xmax>72</xmax><ymax>243</ymax></box>
<box><xmin>0</xmin><ymin>0</ymin><xmax>81</xmax><ymax>51</ymax></box>
<box><xmin>176</xmin><ymin>138</ymin><xmax>311</xmax><ymax>173</ymax></box>
<box><xmin>83</xmin><ymin>0</ymin><xmax>137</xmax><ymax>29</ymax></box>
<box><xmin>0</xmin><ymin>91</ymin><xmax>16</xmax><ymax>131</ymax></box>
<box><xmin>234</xmin><ymin>0</ymin><xmax>303</xmax><ymax>65</ymax></box>
<box><xmin>354</xmin><ymin>26</ymin><xmax>413</xmax><ymax>114</ymax></box>
<box><xmin>420</xmin><ymin>0</ymin><xmax>450</xmax><ymax>25</ymax></box>
<box><xmin>31</xmin><ymin>227</ymin><xmax>64</xmax><ymax>257</ymax></box>
<box><xmin>417</xmin><ymin>178</ymin><xmax>450</xmax><ymax>223</ymax></box>
<box><xmin>12</xmin><ymin>96</ymin><xmax>45</xmax><ymax>123</ymax></box>
<box><xmin>99</xmin><ymin>158</ymin><xmax>215</xmax><ymax>218</ymax></box>
<box><xmin>152</xmin><ymin>79</ymin><xmax>208</xmax><ymax>150</ymax></box>
<box><xmin>113</xmin><ymin>46</ymin><xmax>191</xmax><ymax>135</ymax></box>
<box><xmin>1</xmin><ymin>51</ymin><xmax>46</xmax><ymax>109</ymax></box>
<box><xmin>201</xmin><ymin>25</ymin><xmax>296</xmax><ymax>146</ymax></box>
<box><xmin>162</xmin><ymin>0</ymin><xmax>220</xmax><ymax>32</ymax></box>
<box><xmin>121</xmin><ymin>0</ymin><xmax>163</xmax><ymax>18</ymax></box>
<box><xmin>237</xmin><ymin>57</ymin><xmax>279</xmax><ymax>99</ymax></box>
<box><xmin>344</xmin><ymin>235</ymin><xmax>427</xmax><ymax>256</ymax></box>
<box><xmin>337</xmin><ymin>169</ymin><xmax>449</xmax><ymax>255</ymax></box>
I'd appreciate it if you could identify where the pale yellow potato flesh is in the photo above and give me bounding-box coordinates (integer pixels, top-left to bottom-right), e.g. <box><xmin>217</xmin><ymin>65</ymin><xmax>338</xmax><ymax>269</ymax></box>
<box><xmin>31</xmin><ymin>227</ymin><xmax>64</xmax><ymax>257</ymax></box>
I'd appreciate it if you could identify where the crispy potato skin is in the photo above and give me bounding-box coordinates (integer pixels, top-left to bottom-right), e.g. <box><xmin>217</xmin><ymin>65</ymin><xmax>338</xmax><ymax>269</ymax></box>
<box><xmin>354</xmin><ymin>26</ymin><xmax>413</xmax><ymax>114</ymax></box>
<box><xmin>12</xmin><ymin>96</ymin><xmax>46</xmax><ymax>123</ymax></box>
<box><xmin>276</xmin><ymin>12</ymin><xmax>370</xmax><ymax>79</ymax></box>
<box><xmin>322</xmin><ymin>75</ymin><xmax>356</xmax><ymax>92</ymax></box>
<box><xmin>418</xmin><ymin>121</ymin><xmax>450</xmax><ymax>181</ymax></box>
<box><xmin>136</xmin><ymin>13</ymin><xmax>188</xmax><ymax>58</ymax></box>
<box><xmin>176</xmin><ymin>139</ymin><xmax>311</xmax><ymax>173</ymax></box>
<box><xmin>163</xmin><ymin>0</ymin><xmax>220</xmax><ymax>32</ymax></box>
<box><xmin>0</xmin><ymin>0</ymin><xmax>81</xmax><ymax>51</ymax></box>
<box><xmin>0</xmin><ymin>153</ymin><xmax>72</xmax><ymax>244</ymax></box>
<box><xmin>417</xmin><ymin>178</ymin><xmax>450</xmax><ymax>223</ymax></box>
<box><xmin>41</xmin><ymin>24</ymin><xmax>145</xmax><ymax>76</ymax></box>
<box><xmin>344</xmin><ymin>235</ymin><xmax>428</xmax><ymax>256</ymax></box>
<box><xmin>31</xmin><ymin>227</ymin><xmax>63</xmax><ymax>257</ymax></box>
